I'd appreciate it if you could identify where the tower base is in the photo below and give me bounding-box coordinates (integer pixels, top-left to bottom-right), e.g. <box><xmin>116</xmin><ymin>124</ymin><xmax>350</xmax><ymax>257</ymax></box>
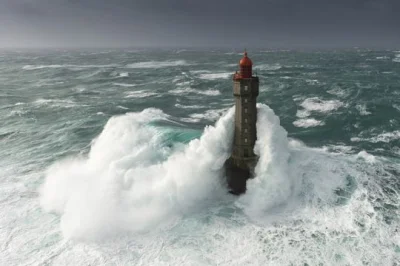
<box><xmin>224</xmin><ymin>156</ymin><xmax>258</xmax><ymax>195</ymax></box>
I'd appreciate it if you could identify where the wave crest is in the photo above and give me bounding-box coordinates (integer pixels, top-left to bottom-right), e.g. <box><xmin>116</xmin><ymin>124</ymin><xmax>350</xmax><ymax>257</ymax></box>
<box><xmin>40</xmin><ymin>108</ymin><xmax>234</xmax><ymax>240</ymax></box>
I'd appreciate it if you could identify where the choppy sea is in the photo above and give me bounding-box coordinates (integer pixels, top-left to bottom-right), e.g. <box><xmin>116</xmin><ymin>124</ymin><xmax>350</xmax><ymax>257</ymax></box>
<box><xmin>1</xmin><ymin>49</ymin><xmax>400</xmax><ymax>265</ymax></box>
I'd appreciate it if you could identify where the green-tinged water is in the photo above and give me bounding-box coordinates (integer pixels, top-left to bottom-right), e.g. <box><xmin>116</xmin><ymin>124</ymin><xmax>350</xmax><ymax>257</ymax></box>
<box><xmin>0</xmin><ymin>49</ymin><xmax>399</xmax><ymax>265</ymax></box>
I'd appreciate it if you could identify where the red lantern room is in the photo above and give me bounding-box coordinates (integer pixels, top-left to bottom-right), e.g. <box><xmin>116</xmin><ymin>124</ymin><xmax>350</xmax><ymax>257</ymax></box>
<box><xmin>234</xmin><ymin>50</ymin><xmax>253</xmax><ymax>79</ymax></box>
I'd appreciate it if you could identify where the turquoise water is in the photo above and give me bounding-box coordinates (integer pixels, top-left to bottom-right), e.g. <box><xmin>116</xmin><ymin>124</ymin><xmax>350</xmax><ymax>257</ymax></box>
<box><xmin>0</xmin><ymin>49</ymin><xmax>399</xmax><ymax>265</ymax></box>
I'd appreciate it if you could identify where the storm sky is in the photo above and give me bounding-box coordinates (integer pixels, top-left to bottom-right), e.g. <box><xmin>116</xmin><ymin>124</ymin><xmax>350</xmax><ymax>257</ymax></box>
<box><xmin>0</xmin><ymin>0</ymin><xmax>399</xmax><ymax>49</ymax></box>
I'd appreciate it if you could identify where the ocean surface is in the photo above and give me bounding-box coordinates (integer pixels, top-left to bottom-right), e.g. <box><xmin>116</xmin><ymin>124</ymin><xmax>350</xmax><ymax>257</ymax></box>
<box><xmin>0</xmin><ymin>49</ymin><xmax>399</xmax><ymax>265</ymax></box>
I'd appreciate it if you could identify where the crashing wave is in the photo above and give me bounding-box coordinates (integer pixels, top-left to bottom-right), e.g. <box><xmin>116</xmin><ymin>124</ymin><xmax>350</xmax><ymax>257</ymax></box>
<box><xmin>40</xmin><ymin>108</ymin><xmax>234</xmax><ymax>240</ymax></box>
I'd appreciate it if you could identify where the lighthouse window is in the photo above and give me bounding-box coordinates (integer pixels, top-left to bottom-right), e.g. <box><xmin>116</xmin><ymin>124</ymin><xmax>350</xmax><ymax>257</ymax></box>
<box><xmin>245</xmin><ymin>118</ymin><xmax>248</xmax><ymax>123</ymax></box>
<box><xmin>245</xmin><ymin>128</ymin><xmax>248</xmax><ymax>133</ymax></box>
<box><xmin>245</xmin><ymin>138</ymin><xmax>248</xmax><ymax>143</ymax></box>
<box><xmin>245</xmin><ymin>99</ymin><xmax>248</xmax><ymax>103</ymax></box>
<box><xmin>245</xmin><ymin>108</ymin><xmax>248</xmax><ymax>113</ymax></box>
<box><xmin>245</xmin><ymin>86</ymin><xmax>248</xmax><ymax>91</ymax></box>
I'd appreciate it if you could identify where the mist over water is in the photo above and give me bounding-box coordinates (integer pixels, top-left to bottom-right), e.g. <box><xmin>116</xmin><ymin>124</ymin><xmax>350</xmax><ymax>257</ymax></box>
<box><xmin>1</xmin><ymin>49</ymin><xmax>400</xmax><ymax>265</ymax></box>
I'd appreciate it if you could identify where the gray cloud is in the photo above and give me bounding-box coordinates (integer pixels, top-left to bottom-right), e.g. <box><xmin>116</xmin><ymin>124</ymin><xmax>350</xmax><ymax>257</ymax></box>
<box><xmin>0</xmin><ymin>0</ymin><xmax>399</xmax><ymax>48</ymax></box>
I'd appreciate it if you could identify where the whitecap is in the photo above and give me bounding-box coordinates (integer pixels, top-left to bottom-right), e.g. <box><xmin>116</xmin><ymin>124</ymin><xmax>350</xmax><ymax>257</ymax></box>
<box><xmin>175</xmin><ymin>104</ymin><xmax>206</xmax><ymax>109</ymax></box>
<box><xmin>356</xmin><ymin>151</ymin><xmax>376</xmax><ymax>163</ymax></box>
<box><xmin>198</xmin><ymin>89</ymin><xmax>221</xmax><ymax>96</ymax></box>
<box><xmin>175</xmin><ymin>81</ymin><xmax>191</xmax><ymax>86</ymax></box>
<box><xmin>356</xmin><ymin>104</ymin><xmax>371</xmax><ymax>115</ymax></box>
<box><xmin>169</xmin><ymin>87</ymin><xmax>220</xmax><ymax>96</ymax></box>
<box><xmin>22</xmin><ymin>64</ymin><xmax>118</xmax><ymax>70</ymax></box>
<box><xmin>7</xmin><ymin>109</ymin><xmax>28</xmax><ymax>117</ymax></box>
<box><xmin>327</xmin><ymin>86</ymin><xmax>349</xmax><ymax>97</ymax></box>
<box><xmin>198</xmin><ymin>73</ymin><xmax>231</xmax><ymax>80</ymax></box>
<box><xmin>23</xmin><ymin>65</ymin><xmax>64</xmax><ymax>70</ymax></box>
<box><xmin>293</xmin><ymin>118</ymin><xmax>325</xmax><ymax>128</ymax></box>
<box><xmin>169</xmin><ymin>87</ymin><xmax>194</xmax><ymax>94</ymax></box>
<box><xmin>296</xmin><ymin>109</ymin><xmax>311</xmax><ymax>118</ymax></box>
<box><xmin>180</xmin><ymin>117</ymin><xmax>201</xmax><ymax>123</ymax></box>
<box><xmin>189</xmin><ymin>108</ymin><xmax>229</xmax><ymax>121</ymax></box>
<box><xmin>392</xmin><ymin>53</ymin><xmax>400</xmax><ymax>62</ymax></box>
<box><xmin>73</xmin><ymin>87</ymin><xmax>86</xmax><ymax>93</ymax></box>
<box><xmin>34</xmin><ymin>98</ymin><xmax>77</xmax><ymax>108</ymax></box>
<box><xmin>305</xmin><ymin>79</ymin><xmax>321</xmax><ymax>85</ymax></box>
<box><xmin>189</xmin><ymin>70</ymin><xmax>211</xmax><ymax>74</ymax></box>
<box><xmin>393</xmin><ymin>104</ymin><xmax>400</xmax><ymax>111</ymax></box>
<box><xmin>126</xmin><ymin>60</ymin><xmax>188</xmax><ymax>69</ymax></box>
<box><xmin>351</xmin><ymin>130</ymin><xmax>400</xmax><ymax>143</ymax></box>
<box><xmin>300</xmin><ymin>97</ymin><xmax>344</xmax><ymax>113</ymax></box>
<box><xmin>124</xmin><ymin>91</ymin><xmax>158</xmax><ymax>98</ymax></box>
<box><xmin>322</xmin><ymin>145</ymin><xmax>354</xmax><ymax>154</ymax></box>
<box><xmin>254</xmin><ymin>64</ymin><xmax>282</xmax><ymax>71</ymax></box>
<box><xmin>118</xmin><ymin>72</ymin><xmax>129</xmax><ymax>77</ymax></box>
<box><xmin>113</xmin><ymin>83</ymin><xmax>137</xmax><ymax>87</ymax></box>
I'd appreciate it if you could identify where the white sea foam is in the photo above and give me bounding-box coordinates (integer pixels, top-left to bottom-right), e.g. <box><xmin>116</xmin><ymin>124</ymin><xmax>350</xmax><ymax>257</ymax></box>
<box><xmin>198</xmin><ymin>73</ymin><xmax>231</xmax><ymax>80</ymax></box>
<box><xmin>113</xmin><ymin>82</ymin><xmax>137</xmax><ymax>87</ymax></box>
<box><xmin>124</xmin><ymin>91</ymin><xmax>158</xmax><ymax>98</ymax></box>
<box><xmin>356</xmin><ymin>151</ymin><xmax>376</xmax><ymax>164</ymax></box>
<box><xmin>351</xmin><ymin>130</ymin><xmax>400</xmax><ymax>143</ymax></box>
<box><xmin>322</xmin><ymin>145</ymin><xmax>354</xmax><ymax>154</ymax></box>
<box><xmin>295</xmin><ymin>109</ymin><xmax>311</xmax><ymax>118</ymax></box>
<box><xmin>393</xmin><ymin>53</ymin><xmax>400</xmax><ymax>62</ymax></box>
<box><xmin>254</xmin><ymin>64</ymin><xmax>282</xmax><ymax>71</ymax></box>
<box><xmin>126</xmin><ymin>60</ymin><xmax>188</xmax><ymax>69</ymax></box>
<box><xmin>327</xmin><ymin>86</ymin><xmax>349</xmax><ymax>97</ymax></box>
<box><xmin>174</xmin><ymin>80</ymin><xmax>191</xmax><ymax>86</ymax></box>
<box><xmin>36</xmin><ymin>105</ymin><xmax>400</xmax><ymax>265</ymax></box>
<box><xmin>22</xmin><ymin>64</ymin><xmax>118</xmax><ymax>70</ymax></box>
<box><xmin>356</xmin><ymin>104</ymin><xmax>371</xmax><ymax>115</ymax></box>
<box><xmin>118</xmin><ymin>72</ymin><xmax>129</xmax><ymax>77</ymax></box>
<box><xmin>293</xmin><ymin>118</ymin><xmax>325</xmax><ymax>128</ymax></box>
<box><xmin>300</xmin><ymin>97</ymin><xmax>344</xmax><ymax>113</ymax></box>
<box><xmin>393</xmin><ymin>104</ymin><xmax>400</xmax><ymax>111</ymax></box>
<box><xmin>169</xmin><ymin>87</ymin><xmax>220</xmax><ymax>96</ymax></box>
<box><xmin>189</xmin><ymin>70</ymin><xmax>211</xmax><ymax>74</ymax></box>
<box><xmin>40</xmin><ymin>108</ymin><xmax>234</xmax><ymax>240</ymax></box>
<box><xmin>180</xmin><ymin>117</ymin><xmax>201</xmax><ymax>123</ymax></box>
<box><xmin>34</xmin><ymin>98</ymin><xmax>77</xmax><ymax>108</ymax></box>
<box><xmin>72</xmin><ymin>87</ymin><xmax>86</xmax><ymax>93</ymax></box>
<box><xmin>239</xmin><ymin>104</ymin><xmax>292</xmax><ymax>214</ymax></box>
<box><xmin>175</xmin><ymin>104</ymin><xmax>206</xmax><ymax>109</ymax></box>
<box><xmin>189</xmin><ymin>108</ymin><xmax>229</xmax><ymax>121</ymax></box>
<box><xmin>200</xmin><ymin>89</ymin><xmax>221</xmax><ymax>96</ymax></box>
<box><xmin>169</xmin><ymin>87</ymin><xmax>193</xmax><ymax>94</ymax></box>
<box><xmin>7</xmin><ymin>109</ymin><xmax>28</xmax><ymax>117</ymax></box>
<box><xmin>305</xmin><ymin>79</ymin><xmax>322</xmax><ymax>85</ymax></box>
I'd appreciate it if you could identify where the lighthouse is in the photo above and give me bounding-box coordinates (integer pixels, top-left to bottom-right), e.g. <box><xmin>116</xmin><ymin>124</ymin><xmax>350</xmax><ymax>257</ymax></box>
<box><xmin>225</xmin><ymin>51</ymin><xmax>259</xmax><ymax>195</ymax></box>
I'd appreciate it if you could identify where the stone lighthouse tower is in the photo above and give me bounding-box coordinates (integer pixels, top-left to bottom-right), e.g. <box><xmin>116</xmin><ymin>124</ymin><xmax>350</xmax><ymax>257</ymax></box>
<box><xmin>225</xmin><ymin>51</ymin><xmax>259</xmax><ymax>195</ymax></box>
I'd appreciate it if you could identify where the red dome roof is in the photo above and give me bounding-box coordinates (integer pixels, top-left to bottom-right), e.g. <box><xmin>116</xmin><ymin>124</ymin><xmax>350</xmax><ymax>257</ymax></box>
<box><xmin>239</xmin><ymin>51</ymin><xmax>253</xmax><ymax>67</ymax></box>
